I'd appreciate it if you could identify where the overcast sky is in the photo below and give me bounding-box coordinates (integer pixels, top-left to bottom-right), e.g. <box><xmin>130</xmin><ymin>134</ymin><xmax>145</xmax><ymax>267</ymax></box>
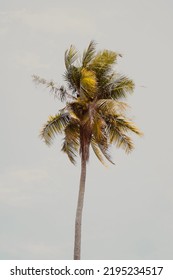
<box><xmin>1</xmin><ymin>0</ymin><xmax>173</xmax><ymax>260</ymax></box>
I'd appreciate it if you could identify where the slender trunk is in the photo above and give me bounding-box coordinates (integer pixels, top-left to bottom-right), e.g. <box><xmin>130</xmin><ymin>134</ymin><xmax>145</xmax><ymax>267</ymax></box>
<box><xmin>73</xmin><ymin>157</ymin><xmax>87</xmax><ymax>260</ymax></box>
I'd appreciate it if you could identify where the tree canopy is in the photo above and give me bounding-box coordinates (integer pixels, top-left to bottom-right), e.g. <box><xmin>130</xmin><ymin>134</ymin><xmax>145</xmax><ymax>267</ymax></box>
<box><xmin>33</xmin><ymin>40</ymin><xmax>142</xmax><ymax>165</ymax></box>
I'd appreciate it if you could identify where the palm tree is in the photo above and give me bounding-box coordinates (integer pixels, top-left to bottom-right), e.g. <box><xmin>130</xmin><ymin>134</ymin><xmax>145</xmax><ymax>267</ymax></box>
<box><xmin>33</xmin><ymin>41</ymin><xmax>142</xmax><ymax>260</ymax></box>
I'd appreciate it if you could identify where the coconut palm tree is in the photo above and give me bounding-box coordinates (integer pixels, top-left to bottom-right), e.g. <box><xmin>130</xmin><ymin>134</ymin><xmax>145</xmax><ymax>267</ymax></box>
<box><xmin>33</xmin><ymin>41</ymin><xmax>142</xmax><ymax>260</ymax></box>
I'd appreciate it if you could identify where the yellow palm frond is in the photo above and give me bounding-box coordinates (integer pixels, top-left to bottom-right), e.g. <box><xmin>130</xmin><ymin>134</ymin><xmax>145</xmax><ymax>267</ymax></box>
<box><xmin>80</xmin><ymin>68</ymin><xmax>97</xmax><ymax>99</ymax></box>
<box><xmin>92</xmin><ymin>114</ymin><xmax>106</xmax><ymax>143</ymax></box>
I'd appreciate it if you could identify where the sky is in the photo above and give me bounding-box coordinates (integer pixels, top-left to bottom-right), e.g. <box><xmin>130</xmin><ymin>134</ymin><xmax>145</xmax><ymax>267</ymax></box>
<box><xmin>1</xmin><ymin>0</ymin><xmax>173</xmax><ymax>260</ymax></box>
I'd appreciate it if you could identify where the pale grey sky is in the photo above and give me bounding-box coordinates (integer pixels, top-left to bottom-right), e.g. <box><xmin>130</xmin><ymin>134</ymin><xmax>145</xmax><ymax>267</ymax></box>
<box><xmin>1</xmin><ymin>0</ymin><xmax>173</xmax><ymax>259</ymax></box>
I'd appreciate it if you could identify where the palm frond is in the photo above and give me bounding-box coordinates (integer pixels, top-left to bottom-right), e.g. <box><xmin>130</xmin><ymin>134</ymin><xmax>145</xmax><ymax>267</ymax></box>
<box><xmin>80</xmin><ymin>68</ymin><xmax>97</xmax><ymax>99</ymax></box>
<box><xmin>110</xmin><ymin>75</ymin><xmax>135</xmax><ymax>99</ymax></box>
<box><xmin>91</xmin><ymin>137</ymin><xmax>107</xmax><ymax>166</ymax></box>
<box><xmin>98</xmin><ymin>144</ymin><xmax>115</xmax><ymax>164</ymax></box>
<box><xmin>82</xmin><ymin>40</ymin><xmax>96</xmax><ymax>67</ymax></box>
<box><xmin>89</xmin><ymin>50</ymin><xmax>118</xmax><ymax>76</ymax></box>
<box><xmin>109</xmin><ymin>125</ymin><xmax>134</xmax><ymax>153</ymax></box>
<box><xmin>91</xmin><ymin>137</ymin><xmax>114</xmax><ymax>165</ymax></box>
<box><xmin>63</xmin><ymin>66</ymin><xmax>81</xmax><ymax>96</ymax></box>
<box><xmin>61</xmin><ymin>122</ymin><xmax>80</xmax><ymax>164</ymax></box>
<box><xmin>65</xmin><ymin>45</ymin><xmax>78</xmax><ymax>70</ymax></box>
<box><xmin>52</xmin><ymin>85</ymin><xmax>72</xmax><ymax>102</ymax></box>
<box><xmin>40</xmin><ymin>113</ymin><xmax>70</xmax><ymax>145</ymax></box>
<box><xmin>96</xmin><ymin>99</ymin><xmax>129</xmax><ymax>115</ymax></box>
<box><xmin>115</xmin><ymin>116</ymin><xmax>143</xmax><ymax>136</ymax></box>
<box><xmin>32</xmin><ymin>75</ymin><xmax>73</xmax><ymax>101</ymax></box>
<box><xmin>61</xmin><ymin>137</ymin><xmax>78</xmax><ymax>165</ymax></box>
<box><xmin>64</xmin><ymin>122</ymin><xmax>80</xmax><ymax>144</ymax></box>
<box><xmin>92</xmin><ymin>114</ymin><xmax>106</xmax><ymax>143</ymax></box>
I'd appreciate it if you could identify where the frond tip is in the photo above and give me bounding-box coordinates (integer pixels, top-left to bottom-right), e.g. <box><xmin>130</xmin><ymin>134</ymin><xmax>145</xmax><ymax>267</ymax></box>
<box><xmin>82</xmin><ymin>40</ymin><xmax>96</xmax><ymax>67</ymax></box>
<box><xmin>65</xmin><ymin>45</ymin><xmax>79</xmax><ymax>70</ymax></box>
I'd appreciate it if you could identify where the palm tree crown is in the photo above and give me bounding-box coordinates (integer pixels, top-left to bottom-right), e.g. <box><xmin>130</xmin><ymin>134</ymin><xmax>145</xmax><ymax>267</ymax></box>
<box><xmin>33</xmin><ymin>40</ymin><xmax>142</xmax><ymax>165</ymax></box>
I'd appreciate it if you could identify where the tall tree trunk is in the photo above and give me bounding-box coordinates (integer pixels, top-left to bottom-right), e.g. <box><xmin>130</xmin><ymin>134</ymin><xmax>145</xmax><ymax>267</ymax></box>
<box><xmin>74</xmin><ymin>157</ymin><xmax>87</xmax><ymax>260</ymax></box>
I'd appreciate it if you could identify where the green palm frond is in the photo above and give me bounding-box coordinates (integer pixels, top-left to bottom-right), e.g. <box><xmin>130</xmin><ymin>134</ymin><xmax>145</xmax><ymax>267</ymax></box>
<box><xmin>109</xmin><ymin>125</ymin><xmax>134</xmax><ymax>153</ymax></box>
<box><xmin>65</xmin><ymin>45</ymin><xmax>79</xmax><ymax>70</ymax></box>
<box><xmin>89</xmin><ymin>50</ymin><xmax>118</xmax><ymax>76</ymax></box>
<box><xmin>64</xmin><ymin>66</ymin><xmax>81</xmax><ymax>95</ymax></box>
<box><xmin>40</xmin><ymin>113</ymin><xmax>70</xmax><ymax>145</ymax></box>
<box><xmin>110</xmin><ymin>75</ymin><xmax>135</xmax><ymax>99</ymax></box>
<box><xmin>82</xmin><ymin>40</ymin><xmax>96</xmax><ymax>67</ymax></box>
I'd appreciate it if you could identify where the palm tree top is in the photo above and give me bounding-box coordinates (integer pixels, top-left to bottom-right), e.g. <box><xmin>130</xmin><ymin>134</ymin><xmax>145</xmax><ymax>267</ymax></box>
<box><xmin>33</xmin><ymin>41</ymin><xmax>143</xmax><ymax>165</ymax></box>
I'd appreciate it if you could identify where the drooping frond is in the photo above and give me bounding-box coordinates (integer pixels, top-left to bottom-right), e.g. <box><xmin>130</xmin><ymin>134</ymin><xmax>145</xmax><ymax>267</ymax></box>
<box><xmin>65</xmin><ymin>45</ymin><xmax>79</xmax><ymax>70</ymax></box>
<box><xmin>61</xmin><ymin>122</ymin><xmax>80</xmax><ymax>164</ymax></box>
<box><xmin>40</xmin><ymin>113</ymin><xmax>70</xmax><ymax>145</ymax></box>
<box><xmin>64</xmin><ymin>122</ymin><xmax>80</xmax><ymax>145</ymax></box>
<box><xmin>98</xmin><ymin>143</ymin><xmax>115</xmax><ymax>165</ymax></box>
<box><xmin>115</xmin><ymin>116</ymin><xmax>143</xmax><ymax>136</ymax></box>
<box><xmin>96</xmin><ymin>99</ymin><xmax>129</xmax><ymax>115</ymax></box>
<box><xmin>108</xmin><ymin>125</ymin><xmax>134</xmax><ymax>153</ymax></box>
<box><xmin>61</xmin><ymin>136</ymin><xmax>78</xmax><ymax>165</ymax></box>
<box><xmin>91</xmin><ymin>137</ymin><xmax>106</xmax><ymax>165</ymax></box>
<box><xmin>82</xmin><ymin>40</ymin><xmax>96</xmax><ymax>67</ymax></box>
<box><xmin>91</xmin><ymin>136</ymin><xmax>114</xmax><ymax>165</ymax></box>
